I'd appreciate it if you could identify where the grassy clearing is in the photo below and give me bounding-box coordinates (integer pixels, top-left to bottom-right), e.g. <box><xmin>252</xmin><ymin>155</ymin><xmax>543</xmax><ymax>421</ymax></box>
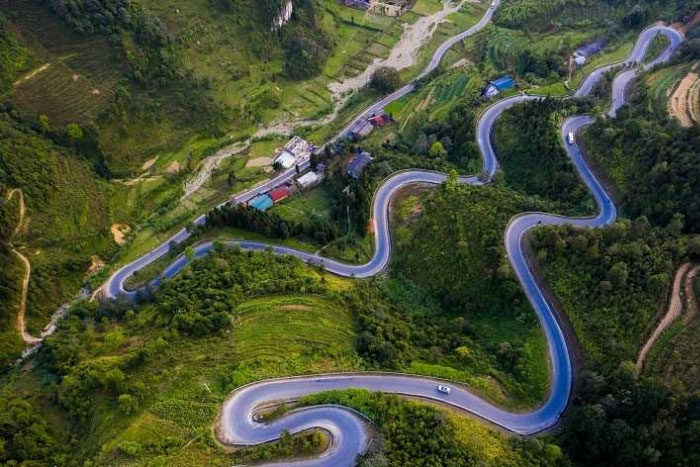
<box><xmin>412</xmin><ymin>0</ymin><xmax>445</xmax><ymax>16</ymax></box>
<box><xmin>268</xmin><ymin>186</ymin><xmax>333</xmax><ymax>224</ymax></box>
<box><xmin>230</xmin><ymin>295</ymin><xmax>360</xmax><ymax>385</ymax></box>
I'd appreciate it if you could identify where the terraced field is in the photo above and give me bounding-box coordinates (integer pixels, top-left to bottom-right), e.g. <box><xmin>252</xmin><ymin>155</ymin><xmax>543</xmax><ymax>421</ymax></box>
<box><xmin>4</xmin><ymin>0</ymin><xmax>122</xmax><ymax>125</ymax></box>
<box><xmin>234</xmin><ymin>295</ymin><xmax>357</xmax><ymax>371</ymax></box>
<box><xmin>388</xmin><ymin>67</ymin><xmax>482</xmax><ymax>128</ymax></box>
<box><xmin>645</xmin><ymin>62</ymin><xmax>694</xmax><ymax>119</ymax></box>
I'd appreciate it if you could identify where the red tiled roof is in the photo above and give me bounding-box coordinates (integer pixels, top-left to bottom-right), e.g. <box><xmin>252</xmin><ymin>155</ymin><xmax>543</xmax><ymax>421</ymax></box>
<box><xmin>369</xmin><ymin>114</ymin><xmax>391</xmax><ymax>127</ymax></box>
<box><xmin>269</xmin><ymin>186</ymin><xmax>290</xmax><ymax>202</ymax></box>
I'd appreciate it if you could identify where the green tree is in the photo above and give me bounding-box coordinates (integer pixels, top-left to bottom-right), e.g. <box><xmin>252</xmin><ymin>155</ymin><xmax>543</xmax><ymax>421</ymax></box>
<box><xmin>370</xmin><ymin>67</ymin><xmax>400</xmax><ymax>93</ymax></box>
<box><xmin>429</xmin><ymin>141</ymin><xmax>447</xmax><ymax>159</ymax></box>
<box><xmin>38</xmin><ymin>115</ymin><xmax>49</xmax><ymax>132</ymax></box>
<box><xmin>117</xmin><ymin>394</ymin><xmax>138</xmax><ymax>415</ymax></box>
<box><xmin>185</xmin><ymin>246</ymin><xmax>195</xmax><ymax>260</ymax></box>
<box><xmin>66</xmin><ymin>123</ymin><xmax>83</xmax><ymax>141</ymax></box>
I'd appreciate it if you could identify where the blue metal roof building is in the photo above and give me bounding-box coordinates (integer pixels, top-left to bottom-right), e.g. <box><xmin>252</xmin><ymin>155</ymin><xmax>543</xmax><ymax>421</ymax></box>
<box><xmin>491</xmin><ymin>76</ymin><xmax>516</xmax><ymax>90</ymax></box>
<box><xmin>249</xmin><ymin>194</ymin><xmax>274</xmax><ymax>211</ymax></box>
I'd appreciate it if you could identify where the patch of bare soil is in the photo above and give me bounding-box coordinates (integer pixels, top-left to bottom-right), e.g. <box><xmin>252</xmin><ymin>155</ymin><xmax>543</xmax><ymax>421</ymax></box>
<box><xmin>12</xmin><ymin>63</ymin><xmax>51</xmax><ymax>86</ymax></box>
<box><xmin>141</xmin><ymin>157</ymin><xmax>158</xmax><ymax>170</ymax></box>
<box><xmin>111</xmin><ymin>223</ymin><xmax>131</xmax><ymax>245</ymax></box>
<box><xmin>165</xmin><ymin>161</ymin><xmax>181</xmax><ymax>174</ymax></box>
<box><xmin>87</xmin><ymin>255</ymin><xmax>104</xmax><ymax>275</ymax></box>
<box><xmin>246</xmin><ymin>156</ymin><xmax>274</xmax><ymax>168</ymax></box>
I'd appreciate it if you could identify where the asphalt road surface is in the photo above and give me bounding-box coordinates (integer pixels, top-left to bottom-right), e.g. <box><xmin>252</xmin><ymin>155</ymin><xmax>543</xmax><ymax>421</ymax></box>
<box><xmin>103</xmin><ymin>9</ymin><xmax>684</xmax><ymax>466</ymax></box>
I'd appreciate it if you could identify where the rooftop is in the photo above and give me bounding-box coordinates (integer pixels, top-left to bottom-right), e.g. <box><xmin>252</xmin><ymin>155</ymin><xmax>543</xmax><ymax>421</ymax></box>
<box><xmin>249</xmin><ymin>194</ymin><xmax>274</xmax><ymax>211</ymax></box>
<box><xmin>269</xmin><ymin>186</ymin><xmax>290</xmax><ymax>202</ymax></box>
<box><xmin>348</xmin><ymin>151</ymin><xmax>373</xmax><ymax>179</ymax></box>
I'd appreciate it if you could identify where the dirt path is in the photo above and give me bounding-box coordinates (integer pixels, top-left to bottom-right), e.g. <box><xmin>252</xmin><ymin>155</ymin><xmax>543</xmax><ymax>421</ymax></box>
<box><xmin>12</xmin><ymin>63</ymin><xmax>51</xmax><ymax>87</ymax></box>
<box><xmin>636</xmin><ymin>263</ymin><xmax>693</xmax><ymax>374</ymax></box>
<box><xmin>683</xmin><ymin>265</ymin><xmax>700</xmax><ymax>322</ymax></box>
<box><xmin>5</xmin><ymin>189</ymin><xmax>42</xmax><ymax>345</ymax></box>
<box><xmin>254</xmin><ymin>0</ymin><xmax>471</xmax><ymax>138</ymax></box>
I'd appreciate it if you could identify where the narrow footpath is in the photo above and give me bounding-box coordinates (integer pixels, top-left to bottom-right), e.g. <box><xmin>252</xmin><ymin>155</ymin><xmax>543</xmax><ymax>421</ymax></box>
<box><xmin>636</xmin><ymin>263</ymin><xmax>700</xmax><ymax>374</ymax></box>
<box><xmin>5</xmin><ymin>189</ymin><xmax>42</xmax><ymax>345</ymax></box>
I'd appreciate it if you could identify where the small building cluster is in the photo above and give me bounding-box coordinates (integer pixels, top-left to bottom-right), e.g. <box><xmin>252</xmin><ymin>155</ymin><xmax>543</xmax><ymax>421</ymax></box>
<box><xmin>274</xmin><ymin>136</ymin><xmax>316</xmax><ymax>170</ymax></box>
<box><xmin>341</xmin><ymin>0</ymin><xmax>409</xmax><ymax>17</ymax></box>
<box><xmin>247</xmin><ymin>185</ymin><xmax>291</xmax><ymax>212</ymax></box>
<box><xmin>246</xmin><ymin>160</ymin><xmax>327</xmax><ymax>212</ymax></box>
<box><xmin>483</xmin><ymin>76</ymin><xmax>516</xmax><ymax>99</ymax></box>
<box><xmin>573</xmin><ymin>38</ymin><xmax>605</xmax><ymax>67</ymax></box>
<box><xmin>347</xmin><ymin>111</ymin><xmax>392</xmax><ymax>140</ymax></box>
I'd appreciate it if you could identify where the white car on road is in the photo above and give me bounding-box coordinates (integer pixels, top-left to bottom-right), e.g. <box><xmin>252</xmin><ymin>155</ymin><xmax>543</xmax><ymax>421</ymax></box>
<box><xmin>567</xmin><ymin>132</ymin><xmax>575</xmax><ymax>145</ymax></box>
<box><xmin>437</xmin><ymin>385</ymin><xmax>451</xmax><ymax>394</ymax></box>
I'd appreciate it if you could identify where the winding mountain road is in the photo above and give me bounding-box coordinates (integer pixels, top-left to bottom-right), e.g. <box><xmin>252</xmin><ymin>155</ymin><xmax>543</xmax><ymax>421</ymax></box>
<box><xmin>102</xmin><ymin>3</ymin><xmax>684</xmax><ymax>464</ymax></box>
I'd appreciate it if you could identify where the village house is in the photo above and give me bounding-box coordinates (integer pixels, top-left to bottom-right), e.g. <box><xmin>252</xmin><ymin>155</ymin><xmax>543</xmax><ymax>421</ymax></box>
<box><xmin>483</xmin><ymin>76</ymin><xmax>516</xmax><ymax>98</ymax></box>
<box><xmin>273</xmin><ymin>136</ymin><xmax>316</xmax><ymax>169</ymax></box>
<box><xmin>297</xmin><ymin>171</ymin><xmax>321</xmax><ymax>189</ymax></box>
<box><xmin>348</xmin><ymin>150</ymin><xmax>373</xmax><ymax>179</ymax></box>
<box><xmin>573</xmin><ymin>38</ymin><xmax>606</xmax><ymax>67</ymax></box>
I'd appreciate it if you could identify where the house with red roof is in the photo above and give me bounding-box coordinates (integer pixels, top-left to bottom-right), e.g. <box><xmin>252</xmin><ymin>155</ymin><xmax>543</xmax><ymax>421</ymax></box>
<box><xmin>269</xmin><ymin>186</ymin><xmax>290</xmax><ymax>203</ymax></box>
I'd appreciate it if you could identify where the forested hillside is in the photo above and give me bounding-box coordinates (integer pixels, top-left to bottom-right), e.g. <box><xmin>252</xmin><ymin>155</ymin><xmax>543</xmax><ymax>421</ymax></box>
<box><xmin>526</xmin><ymin>33</ymin><xmax>700</xmax><ymax>466</ymax></box>
<box><xmin>496</xmin><ymin>0</ymin><xmax>700</xmax><ymax>31</ymax></box>
<box><xmin>0</xmin><ymin>107</ymin><xmax>122</xmax><ymax>344</ymax></box>
<box><xmin>0</xmin><ymin>189</ymin><xmax>23</xmax><ymax>367</ymax></box>
<box><xmin>494</xmin><ymin>98</ymin><xmax>593</xmax><ymax>214</ymax></box>
<box><xmin>585</xmin><ymin>94</ymin><xmax>700</xmax><ymax>233</ymax></box>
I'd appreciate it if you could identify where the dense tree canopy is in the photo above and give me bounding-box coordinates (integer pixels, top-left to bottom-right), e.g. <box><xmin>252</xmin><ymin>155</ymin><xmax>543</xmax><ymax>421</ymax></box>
<box><xmin>495</xmin><ymin>98</ymin><xmax>593</xmax><ymax>214</ymax></box>
<box><xmin>585</xmin><ymin>98</ymin><xmax>700</xmax><ymax>233</ymax></box>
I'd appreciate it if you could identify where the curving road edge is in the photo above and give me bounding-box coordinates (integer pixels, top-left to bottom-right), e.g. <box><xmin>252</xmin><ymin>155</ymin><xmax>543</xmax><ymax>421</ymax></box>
<box><xmin>102</xmin><ymin>4</ymin><xmax>684</xmax><ymax>465</ymax></box>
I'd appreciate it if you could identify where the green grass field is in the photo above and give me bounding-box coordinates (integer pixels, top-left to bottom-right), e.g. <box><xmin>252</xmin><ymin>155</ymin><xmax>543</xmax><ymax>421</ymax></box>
<box><xmin>268</xmin><ymin>186</ymin><xmax>333</xmax><ymax>223</ymax></box>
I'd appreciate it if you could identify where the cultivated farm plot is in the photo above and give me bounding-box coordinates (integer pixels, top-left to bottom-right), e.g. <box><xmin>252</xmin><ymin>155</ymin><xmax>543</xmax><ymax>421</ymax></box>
<box><xmin>390</xmin><ymin>68</ymin><xmax>481</xmax><ymax>127</ymax></box>
<box><xmin>664</xmin><ymin>63</ymin><xmax>700</xmax><ymax>128</ymax></box>
<box><xmin>5</xmin><ymin>0</ymin><xmax>122</xmax><ymax>124</ymax></box>
<box><xmin>646</xmin><ymin>63</ymin><xmax>695</xmax><ymax>120</ymax></box>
